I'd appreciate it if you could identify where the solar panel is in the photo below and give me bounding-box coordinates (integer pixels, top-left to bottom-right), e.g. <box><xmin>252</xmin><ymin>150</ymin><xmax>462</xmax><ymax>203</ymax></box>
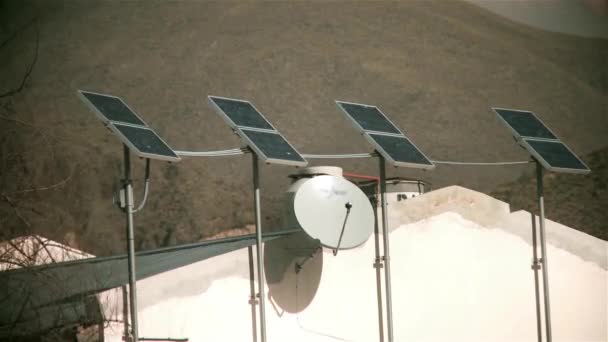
<box><xmin>522</xmin><ymin>138</ymin><xmax>590</xmax><ymax>174</ymax></box>
<box><xmin>208</xmin><ymin>96</ymin><xmax>274</xmax><ymax>130</ymax></box>
<box><xmin>111</xmin><ymin>123</ymin><xmax>180</xmax><ymax>162</ymax></box>
<box><xmin>240</xmin><ymin>129</ymin><xmax>307</xmax><ymax>166</ymax></box>
<box><xmin>493</xmin><ymin>108</ymin><xmax>557</xmax><ymax>140</ymax></box>
<box><xmin>367</xmin><ymin>133</ymin><xmax>434</xmax><ymax>169</ymax></box>
<box><xmin>337</xmin><ymin>101</ymin><xmax>401</xmax><ymax>135</ymax></box>
<box><xmin>78</xmin><ymin>90</ymin><xmax>146</xmax><ymax>126</ymax></box>
<box><xmin>335</xmin><ymin>100</ymin><xmax>434</xmax><ymax>169</ymax></box>
<box><xmin>493</xmin><ymin>106</ymin><xmax>590</xmax><ymax>174</ymax></box>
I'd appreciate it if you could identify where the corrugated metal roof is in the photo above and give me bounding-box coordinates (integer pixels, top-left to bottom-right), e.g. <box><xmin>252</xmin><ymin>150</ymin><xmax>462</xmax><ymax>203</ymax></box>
<box><xmin>0</xmin><ymin>229</ymin><xmax>297</xmax><ymax>333</ymax></box>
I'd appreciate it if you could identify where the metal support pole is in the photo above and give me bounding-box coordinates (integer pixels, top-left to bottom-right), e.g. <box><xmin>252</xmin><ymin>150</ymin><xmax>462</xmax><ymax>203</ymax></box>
<box><xmin>123</xmin><ymin>145</ymin><xmax>139</xmax><ymax>342</ymax></box>
<box><xmin>536</xmin><ymin>162</ymin><xmax>552</xmax><ymax>342</ymax></box>
<box><xmin>372</xmin><ymin>194</ymin><xmax>385</xmax><ymax>342</ymax></box>
<box><xmin>378</xmin><ymin>157</ymin><xmax>394</xmax><ymax>342</ymax></box>
<box><xmin>247</xmin><ymin>246</ymin><xmax>258</xmax><ymax>342</ymax></box>
<box><xmin>122</xmin><ymin>285</ymin><xmax>130</xmax><ymax>340</ymax></box>
<box><xmin>530</xmin><ymin>213</ymin><xmax>543</xmax><ymax>342</ymax></box>
<box><xmin>252</xmin><ymin>153</ymin><xmax>267</xmax><ymax>342</ymax></box>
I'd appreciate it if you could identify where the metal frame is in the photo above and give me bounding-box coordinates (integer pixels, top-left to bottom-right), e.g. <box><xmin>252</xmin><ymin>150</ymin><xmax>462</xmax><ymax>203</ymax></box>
<box><xmin>206</xmin><ymin>95</ymin><xmax>313</xmax><ymax>341</ymax></box>
<box><xmin>208</xmin><ymin>95</ymin><xmax>277</xmax><ymax>131</ymax></box>
<box><xmin>492</xmin><ymin>107</ymin><xmax>559</xmax><ymax>140</ymax></box>
<box><xmin>108</xmin><ymin>123</ymin><xmax>181</xmax><ymax>162</ymax></box>
<box><xmin>520</xmin><ymin>138</ymin><xmax>590</xmax><ymax>174</ymax></box>
<box><xmin>494</xmin><ymin>105</ymin><xmax>591</xmax><ymax>342</ymax></box>
<box><xmin>365</xmin><ymin>132</ymin><xmax>435</xmax><ymax>170</ymax></box>
<box><xmin>78</xmin><ymin>90</ymin><xmax>147</xmax><ymax>127</ymax></box>
<box><xmin>335</xmin><ymin>100</ymin><xmax>439</xmax><ymax>342</ymax></box>
<box><xmin>78</xmin><ymin>90</ymin><xmax>184</xmax><ymax>341</ymax></box>
<box><xmin>207</xmin><ymin>94</ymin><xmax>305</xmax><ymax>341</ymax></box>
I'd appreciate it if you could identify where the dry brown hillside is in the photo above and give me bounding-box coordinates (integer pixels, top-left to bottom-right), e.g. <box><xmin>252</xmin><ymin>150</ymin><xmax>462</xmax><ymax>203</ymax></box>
<box><xmin>492</xmin><ymin>147</ymin><xmax>608</xmax><ymax>241</ymax></box>
<box><xmin>1</xmin><ymin>0</ymin><xmax>606</xmax><ymax>255</ymax></box>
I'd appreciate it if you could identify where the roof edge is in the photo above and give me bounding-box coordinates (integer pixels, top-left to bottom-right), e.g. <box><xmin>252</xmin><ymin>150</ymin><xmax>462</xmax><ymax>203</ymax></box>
<box><xmin>389</xmin><ymin>185</ymin><xmax>607</xmax><ymax>269</ymax></box>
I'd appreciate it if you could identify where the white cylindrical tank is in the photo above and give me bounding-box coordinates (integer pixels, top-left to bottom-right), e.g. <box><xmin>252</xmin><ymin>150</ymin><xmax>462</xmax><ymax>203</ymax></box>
<box><xmin>357</xmin><ymin>177</ymin><xmax>430</xmax><ymax>206</ymax></box>
<box><xmin>291</xmin><ymin>166</ymin><xmax>344</xmax><ymax>179</ymax></box>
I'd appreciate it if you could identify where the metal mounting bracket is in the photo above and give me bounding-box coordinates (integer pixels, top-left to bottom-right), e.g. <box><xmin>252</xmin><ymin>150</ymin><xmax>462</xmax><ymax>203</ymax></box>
<box><xmin>294</xmin><ymin>246</ymin><xmax>321</xmax><ymax>274</ymax></box>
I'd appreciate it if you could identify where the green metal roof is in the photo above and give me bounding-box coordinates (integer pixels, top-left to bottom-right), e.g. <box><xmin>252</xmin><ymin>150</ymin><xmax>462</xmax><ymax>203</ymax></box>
<box><xmin>0</xmin><ymin>229</ymin><xmax>297</xmax><ymax>334</ymax></box>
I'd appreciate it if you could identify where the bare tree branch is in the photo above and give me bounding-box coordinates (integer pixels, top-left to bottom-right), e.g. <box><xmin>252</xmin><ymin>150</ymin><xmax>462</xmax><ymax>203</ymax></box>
<box><xmin>0</xmin><ymin>20</ymin><xmax>39</xmax><ymax>99</ymax></box>
<box><xmin>7</xmin><ymin>239</ymin><xmax>33</xmax><ymax>263</ymax></box>
<box><xmin>0</xmin><ymin>113</ymin><xmax>61</xmax><ymax>194</ymax></box>
<box><xmin>2</xmin><ymin>193</ymin><xmax>31</xmax><ymax>228</ymax></box>
<box><xmin>11</xmin><ymin>164</ymin><xmax>76</xmax><ymax>195</ymax></box>
<box><xmin>0</xmin><ymin>18</ymin><xmax>36</xmax><ymax>51</ymax></box>
<box><xmin>0</xmin><ymin>114</ymin><xmax>36</xmax><ymax>127</ymax></box>
<box><xmin>0</xmin><ymin>114</ymin><xmax>58</xmax><ymax>151</ymax></box>
<box><xmin>33</xmin><ymin>235</ymin><xmax>56</xmax><ymax>263</ymax></box>
<box><xmin>6</xmin><ymin>286</ymin><xmax>34</xmax><ymax>338</ymax></box>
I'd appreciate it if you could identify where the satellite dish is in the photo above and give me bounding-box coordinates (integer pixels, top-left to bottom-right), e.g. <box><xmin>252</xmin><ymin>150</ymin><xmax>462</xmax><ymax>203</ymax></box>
<box><xmin>288</xmin><ymin>175</ymin><xmax>374</xmax><ymax>250</ymax></box>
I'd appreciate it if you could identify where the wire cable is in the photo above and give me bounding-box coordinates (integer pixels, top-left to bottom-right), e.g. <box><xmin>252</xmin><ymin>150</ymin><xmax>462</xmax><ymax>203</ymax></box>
<box><xmin>133</xmin><ymin>159</ymin><xmax>150</xmax><ymax>213</ymax></box>
<box><xmin>301</xmin><ymin>152</ymin><xmax>376</xmax><ymax>159</ymax></box>
<box><xmin>174</xmin><ymin>147</ymin><xmax>533</xmax><ymax>166</ymax></box>
<box><xmin>174</xmin><ymin>148</ymin><xmax>249</xmax><ymax>157</ymax></box>
<box><xmin>295</xmin><ymin>269</ymin><xmax>355</xmax><ymax>342</ymax></box>
<box><xmin>430</xmin><ymin>159</ymin><xmax>532</xmax><ymax>166</ymax></box>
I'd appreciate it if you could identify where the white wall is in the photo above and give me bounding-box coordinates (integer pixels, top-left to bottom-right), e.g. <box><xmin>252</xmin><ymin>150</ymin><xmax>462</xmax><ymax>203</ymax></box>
<box><xmin>104</xmin><ymin>186</ymin><xmax>607</xmax><ymax>342</ymax></box>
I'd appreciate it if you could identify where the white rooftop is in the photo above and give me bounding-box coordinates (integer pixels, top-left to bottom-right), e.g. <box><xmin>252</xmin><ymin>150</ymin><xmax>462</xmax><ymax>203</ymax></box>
<box><xmin>102</xmin><ymin>185</ymin><xmax>607</xmax><ymax>342</ymax></box>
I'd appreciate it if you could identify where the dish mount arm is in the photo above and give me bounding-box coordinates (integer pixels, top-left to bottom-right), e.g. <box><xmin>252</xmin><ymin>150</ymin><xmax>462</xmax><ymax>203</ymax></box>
<box><xmin>333</xmin><ymin>202</ymin><xmax>353</xmax><ymax>256</ymax></box>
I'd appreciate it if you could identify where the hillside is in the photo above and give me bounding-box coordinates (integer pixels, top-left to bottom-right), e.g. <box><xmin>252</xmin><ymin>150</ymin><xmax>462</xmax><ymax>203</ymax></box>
<box><xmin>492</xmin><ymin>147</ymin><xmax>608</xmax><ymax>241</ymax></box>
<box><xmin>0</xmin><ymin>0</ymin><xmax>606</xmax><ymax>256</ymax></box>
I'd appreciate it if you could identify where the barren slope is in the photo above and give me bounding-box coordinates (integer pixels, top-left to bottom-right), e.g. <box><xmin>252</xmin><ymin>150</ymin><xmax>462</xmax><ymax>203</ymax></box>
<box><xmin>1</xmin><ymin>0</ymin><xmax>606</xmax><ymax>255</ymax></box>
<box><xmin>492</xmin><ymin>147</ymin><xmax>608</xmax><ymax>240</ymax></box>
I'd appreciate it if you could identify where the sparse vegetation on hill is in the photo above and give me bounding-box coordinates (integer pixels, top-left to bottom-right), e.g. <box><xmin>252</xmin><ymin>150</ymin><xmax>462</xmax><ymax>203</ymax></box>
<box><xmin>0</xmin><ymin>0</ymin><xmax>606</xmax><ymax>256</ymax></box>
<box><xmin>492</xmin><ymin>147</ymin><xmax>608</xmax><ymax>241</ymax></box>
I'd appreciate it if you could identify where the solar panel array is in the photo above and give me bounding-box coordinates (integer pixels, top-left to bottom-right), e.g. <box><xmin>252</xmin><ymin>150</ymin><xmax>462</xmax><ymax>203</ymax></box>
<box><xmin>336</xmin><ymin>101</ymin><xmax>434</xmax><ymax>169</ymax></box>
<box><xmin>208</xmin><ymin>96</ymin><xmax>307</xmax><ymax>166</ymax></box>
<box><xmin>493</xmin><ymin>108</ymin><xmax>589</xmax><ymax>174</ymax></box>
<box><xmin>78</xmin><ymin>90</ymin><xmax>180</xmax><ymax>162</ymax></box>
<box><xmin>78</xmin><ymin>91</ymin><xmax>588</xmax><ymax>174</ymax></box>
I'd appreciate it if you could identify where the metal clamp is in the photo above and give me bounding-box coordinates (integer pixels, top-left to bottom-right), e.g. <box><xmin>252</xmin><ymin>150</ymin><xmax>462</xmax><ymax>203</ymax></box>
<box><xmin>114</xmin><ymin>188</ymin><xmax>126</xmax><ymax>209</ymax></box>
<box><xmin>531</xmin><ymin>257</ymin><xmax>543</xmax><ymax>270</ymax></box>
<box><xmin>295</xmin><ymin>246</ymin><xmax>321</xmax><ymax>273</ymax></box>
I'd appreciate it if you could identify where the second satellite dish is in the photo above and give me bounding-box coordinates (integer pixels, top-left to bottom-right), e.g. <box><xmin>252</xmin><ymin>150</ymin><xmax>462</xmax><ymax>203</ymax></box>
<box><xmin>287</xmin><ymin>171</ymin><xmax>374</xmax><ymax>250</ymax></box>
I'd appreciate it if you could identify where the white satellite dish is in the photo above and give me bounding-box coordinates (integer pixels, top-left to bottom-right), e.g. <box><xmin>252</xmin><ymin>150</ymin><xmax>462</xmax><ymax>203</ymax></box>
<box><xmin>287</xmin><ymin>174</ymin><xmax>374</xmax><ymax>250</ymax></box>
